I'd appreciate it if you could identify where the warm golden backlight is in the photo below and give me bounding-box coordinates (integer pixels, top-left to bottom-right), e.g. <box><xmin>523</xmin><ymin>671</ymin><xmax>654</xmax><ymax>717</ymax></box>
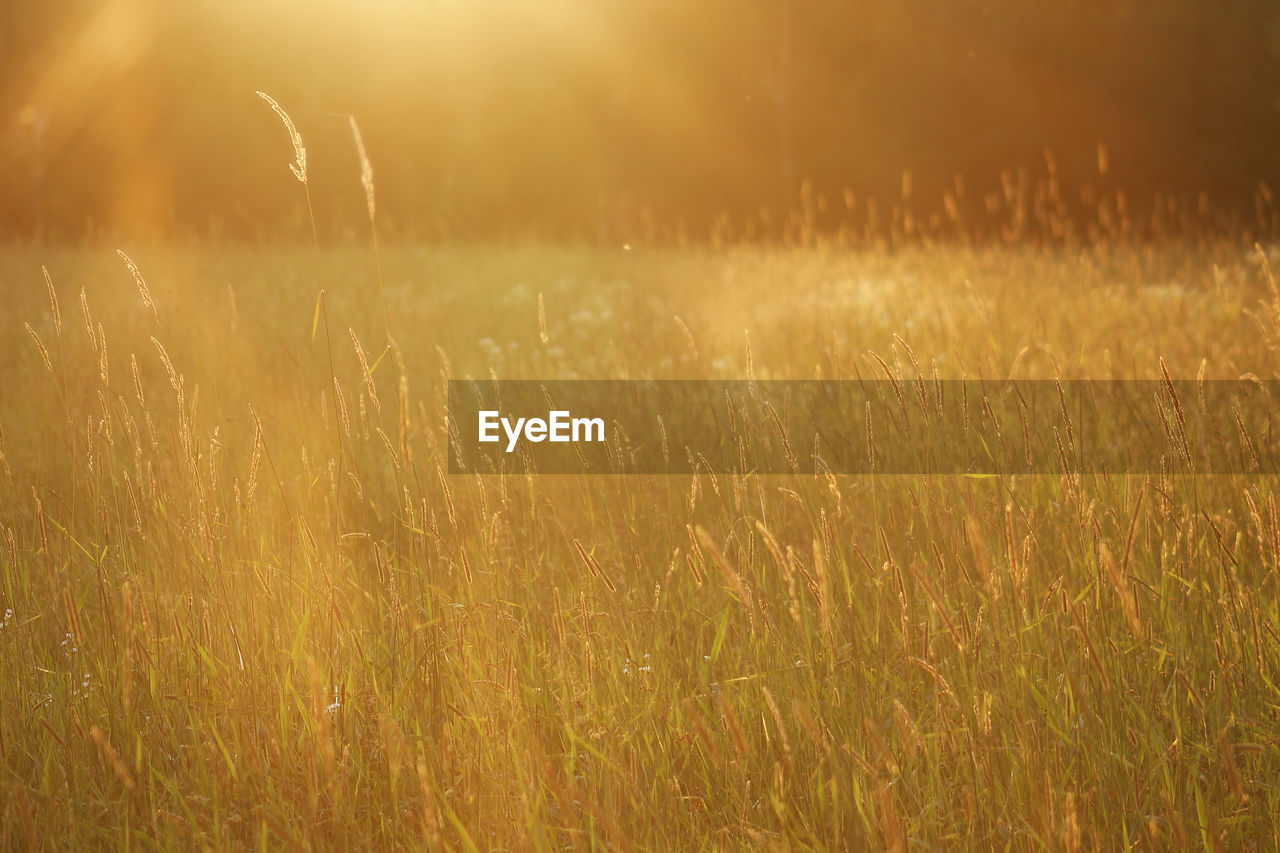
<box><xmin>3</xmin><ymin>2</ymin><xmax>1280</xmax><ymax>850</ymax></box>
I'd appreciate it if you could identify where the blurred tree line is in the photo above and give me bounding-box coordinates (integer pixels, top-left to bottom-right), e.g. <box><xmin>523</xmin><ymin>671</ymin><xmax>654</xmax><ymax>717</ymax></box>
<box><xmin>2</xmin><ymin>0</ymin><xmax>1279</xmax><ymax>242</ymax></box>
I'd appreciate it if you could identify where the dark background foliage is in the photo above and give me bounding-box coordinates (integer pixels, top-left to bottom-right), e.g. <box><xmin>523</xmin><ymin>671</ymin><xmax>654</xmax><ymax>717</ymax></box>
<box><xmin>2</xmin><ymin>0</ymin><xmax>1278</xmax><ymax>241</ymax></box>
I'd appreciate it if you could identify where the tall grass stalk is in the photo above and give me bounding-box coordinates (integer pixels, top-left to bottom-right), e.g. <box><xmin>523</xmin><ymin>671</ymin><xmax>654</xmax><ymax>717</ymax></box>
<box><xmin>348</xmin><ymin>115</ymin><xmax>390</xmax><ymax>341</ymax></box>
<box><xmin>257</xmin><ymin>91</ymin><xmax>319</xmax><ymax>251</ymax></box>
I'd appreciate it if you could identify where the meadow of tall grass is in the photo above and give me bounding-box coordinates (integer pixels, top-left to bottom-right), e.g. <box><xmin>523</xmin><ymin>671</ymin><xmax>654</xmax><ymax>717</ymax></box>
<box><xmin>2</xmin><ymin>112</ymin><xmax>1280</xmax><ymax>849</ymax></box>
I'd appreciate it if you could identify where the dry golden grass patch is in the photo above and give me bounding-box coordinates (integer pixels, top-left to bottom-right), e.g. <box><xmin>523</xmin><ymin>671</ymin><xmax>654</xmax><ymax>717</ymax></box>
<box><xmin>0</xmin><ymin>237</ymin><xmax>1277</xmax><ymax>849</ymax></box>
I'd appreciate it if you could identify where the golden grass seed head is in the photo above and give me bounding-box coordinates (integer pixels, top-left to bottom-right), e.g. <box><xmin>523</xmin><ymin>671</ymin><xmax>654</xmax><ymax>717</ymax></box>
<box><xmin>130</xmin><ymin>354</ymin><xmax>145</xmax><ymax>406</ymax></box>
<box><xmin>80</xmin><ymin>288</ymin><xmax>96</xmax><ymax>351</ymax></box>
<box><xmin>151</xmin><ymin>336</ymin><xmax>179</xmax><ymax>391</ymax></box>
<box><xmin>349</xmin><ymin>328</ymin><xmax>380</xmax><ymax>412</ymax></box>
<box><xmin>23</xmin><ymin>323</ymin><xmax>52</xmax><ymax>372</ymax></box>
<box><xmin>97</xmin><ymin>323</ymin><xmax>109</xmax><ymax>387</ymax></box>
<box><xmin>42</xmin><ymin>266</ymin><xmax>60</xmax><ymax>336</ymax></box>
<box><xmin>116</xmin><ymin>250</ymin><xmax>157</xmax><ymax>321</ymax></box>
<box><xmin>348</xmin><ymin>115</ymin><xmax>375</xmax><ymax>221</ymax></box>
<box><xmin>256</xmin><ymin>91</ymin><xmax>307</xmax><ymax>183</ymax></box>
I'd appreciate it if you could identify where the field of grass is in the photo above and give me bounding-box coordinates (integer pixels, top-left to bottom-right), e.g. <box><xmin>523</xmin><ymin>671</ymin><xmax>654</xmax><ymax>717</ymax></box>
<box><xmin>2</xmin><ymin>237</ymin><xmax>1280</xmax><ymax>849</ymax></box>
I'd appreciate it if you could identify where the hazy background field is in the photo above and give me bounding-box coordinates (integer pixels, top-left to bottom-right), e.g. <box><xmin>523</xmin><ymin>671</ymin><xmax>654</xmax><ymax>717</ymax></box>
<box><xmin>4</xmin><ymin>1</ymin><xmax>1280</xmax><ymax>850</ymax></box>
<box><xmin>3</xmin><ymin>0</ymin><xmax>1280</xmax><ymax>242</ymax></box>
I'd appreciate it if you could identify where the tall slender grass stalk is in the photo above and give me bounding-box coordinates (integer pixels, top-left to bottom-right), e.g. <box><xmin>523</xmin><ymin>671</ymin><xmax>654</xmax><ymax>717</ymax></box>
<box><xmin>348</xmin><ymin>115</ymin><xmax>390</xmax><ymax>340</ymax></box>
<box><xmin>116</xmin><ymin>250</ymin><xmax>158</xmax><ymax>325</ymax></box>
<box><xmin>319</xmin><ymin>291</ymin><xmax>345</xmax><ymax>573</ymax></box>
<box><xmin>257</xmin><ymin>91</ymin><xmax>319</xmax><ymax>250</ymax></box>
